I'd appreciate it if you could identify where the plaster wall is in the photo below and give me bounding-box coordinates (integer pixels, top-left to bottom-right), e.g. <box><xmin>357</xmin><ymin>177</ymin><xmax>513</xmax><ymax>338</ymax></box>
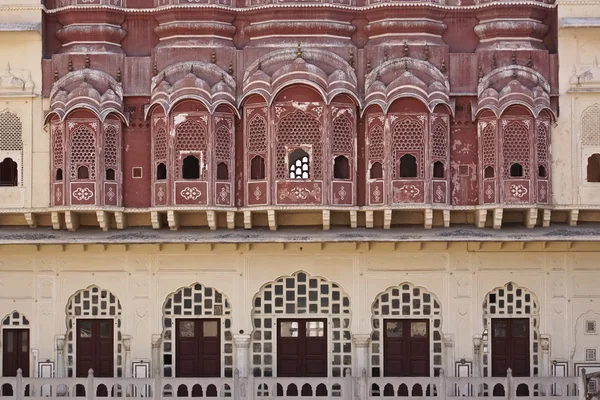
<box><xmin>556</xmin><ymin>0</ymin><xmax>600</xmax><ymax>205</ymax></box>
<box><xmin>0</xmin><ymin>244</ymin><xmax>598</xmax><ymax>378</ymax></box>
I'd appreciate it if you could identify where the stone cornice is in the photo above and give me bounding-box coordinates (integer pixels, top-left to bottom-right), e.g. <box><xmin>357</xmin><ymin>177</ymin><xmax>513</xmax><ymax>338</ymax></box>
<box><xmin>44</xmin><ymin>1</ymin><xmax>556</xmax><ymax>14</ymax></box>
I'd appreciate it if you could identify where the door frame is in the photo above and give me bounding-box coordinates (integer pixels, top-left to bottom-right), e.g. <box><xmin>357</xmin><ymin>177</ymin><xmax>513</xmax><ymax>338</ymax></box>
<box><xmin>381</xmin><ymin>318</ymin><xmax>431</xmax><ymax>377</ymax></box>
<box><xmin>489</xmin><ymin>317</ymin><xmax>532</xmax><ymax>377</ymax></box>
<box><xmin>72</xmin><ymin>317</ymin><xmax>118</xmax><ymax>378</ymax></box>
<box><xmin>377</xmin><ymin>317</ymin><xmax>434</xmax><ymax>378</ymax></box>
<box><xmin>275</xmin><ymin>317</ymin><xmax>330</xmax><ymax>378</ymax></box>
<box><xmin>171</xmin><ymin>316</ymin><xmax>225</xmax><ymax>378</ymax></box>
<box><xmin>1</xmin><ymin>328</ymin><xmax>31</xmax><ymax>378</ymax></box>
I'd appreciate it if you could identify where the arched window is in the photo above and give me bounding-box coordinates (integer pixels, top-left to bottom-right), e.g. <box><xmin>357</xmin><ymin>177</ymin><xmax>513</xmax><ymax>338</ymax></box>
<box><xmin>105</xmin><ymin>168</ymin><xmax>115</xmax><ymax>181</ymax></box>
<box><xmin>0</xmin><ymin>158</ymin><xmax>17</xmax><ymax>186</ymax></box>
<box><xmin>333</xmin><ymin>156</ymin><xmax>349</xmax><ymax>179</ymax></box>
<box><xmin>289</xmin><ymin>149</ymin><xmax>310</xmax><ymax>180</ymax></box>
<box><xmin>156</xmin><ymin>163</ymin><xmax>167</xmax><ymax>180</ymax></box>
<box><xmin>217</xmin><ymin>162</ymin><xmax>228</xmax><ymax>181</ymax></box>
<box><xmin>370</xmin><ymin>162</ymin><xmax>383</xmax><ymax>179</ymax></box>
<box><xmin>399</xmin><ymin>154</ymin><xmax>417</xmax><ymax>178</ymax></box>
<box><xmin>484</xmin><ymin>166</ymin><xmax>495</xmax><ymax>178</ymax></box>
<box><xmin>251</xmin><ymin>156</ymin><xmax>266</xmax><ymax>180</ymax></box>
<box><xmin>55</xmin><ymin>168</ymin><xmax>63</xmax><ymax>181</ymax></box>
<box><xmin>182</xmin><ymin>155</ymin><xmax>200</xmax><ymax>179</ymax></box>
<box><xmin>77</xmin><ymin>165</ymin><xmax>89</xmax><ymax>179</ymax></box>
<box><xmin>587</xmin><ymin>154</ymin><xmax>600</xmax><ymax>182</ymax></box>
<box><xmin>510</xmin><ymin>163</ymin><xmax>523</xmax><ymax>177</ymax></box>
<box><xmin>433</xmin><ymin>161</ymin><xmax>444</xmax><ymax>179</ymax></box>
<box><xmin>538</xmin><ymin>165</ymin><xmax>547</xmax><ymax>178</ymax></box>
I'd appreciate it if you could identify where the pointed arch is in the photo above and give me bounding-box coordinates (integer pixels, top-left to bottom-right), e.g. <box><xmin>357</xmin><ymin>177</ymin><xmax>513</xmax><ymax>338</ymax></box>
<box><xmin>161</xmin><ymin>283</ymin><xmax>233</xmax><ymax>378</ymax></box>
<box><xmin>64</xmin><ymin>285</ymin><xmax>123</xmax><ymax>379</ymax></box>
<box><xmin>370</xmin><ymin>282</ymin><xmax>444</xmax><ymax>377</ymax></box>
<box><xmin>482</xmin><ymin>282</ymin><xmax>540</xmax><ymax>378</ymax></box>
<box><xmin>1</xmin><ymin>310</ymin><xmax>30</xmax><ymax>327</ymax></box>
<box><xmin>251</xmin><ymin>271</ymin><xmax>352</xmax><ymax>378</ymax></box>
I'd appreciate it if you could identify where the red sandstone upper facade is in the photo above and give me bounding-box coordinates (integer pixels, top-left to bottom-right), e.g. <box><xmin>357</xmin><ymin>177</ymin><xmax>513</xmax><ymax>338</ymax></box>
<box><xmin>41</xmin><ymin>0</ymin><xmax>558</xmax><ymax>214</ymax></box>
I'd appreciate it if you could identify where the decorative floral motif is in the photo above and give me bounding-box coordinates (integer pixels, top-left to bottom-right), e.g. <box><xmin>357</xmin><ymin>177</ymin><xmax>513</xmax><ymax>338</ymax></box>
<box><xmin>219</xmin><ymin>186</ymin><xmax>229</xmax><ymax>202</ymax></box>
<box><xmin>55</xmin><ymin>187</ymin><xmax>62</xmax><ymax>202</ymax></box>
<box><xmin>509</xmin><ymin>184</ymin><xmax>528</xmax><ymax>198</ymax></box>
<box><xmin>275</xmin><ymin>106</ymin><xmax>286</xmax><ymax>119</ymax></box>
<box><xmin>180</xmin><ymin>186</ymin><xmax>202</xmax><ymax>200</ymax></box>
<box><xmin>398</xmin><ymin>184</ymin><xmax>420</xmax><ymax>197</ymax></box>
<box><xmin>485</xmin><ymin>184</ymin><xmax>494</xmax><ymax>200</ymax></box>
<box><xmin>106</xmin><ymin>187</ymin><xmax>115</xmax><ymax>202</ymax></box>
<box><xmin>72</xmin><ymin>187</ymin><xmax>93</xmax><ymax>201</ymax></box>
<box><xmin>338</xmin><ymin>185</ymin><xmax>347</xmax><ymax>201</ymax></box>
<box><xmin>311</xmin><ymin>106</ymin><xmax>323</xmax><ymax>118</ymax></box>
<box><xmin>279</xmin><ymin>185</ymin><xmax>321</xmax><ymax>201</ymax></box>
<box><xmin>254</xmin><ymin>186</ymin><xmax>262</xmax><ymax>201</ymax></box>
<box><xmin>157</xmin><ymin>186</ymin><xmax>165</xmax><ymax>202</ymax></box>
<box><xmin>373</xmin><ymin>185</ymin><xmax>381</xmax><ymax>203</ymax></box>
<box><xmin>539</xmin><ymin>184</ymin><xmax>547</xmax><ymax>201</ymax></box>
<box><xmin>435</xmin><ymin>185</ymin><xmax>444</xmax><ymax>201</ymax></box>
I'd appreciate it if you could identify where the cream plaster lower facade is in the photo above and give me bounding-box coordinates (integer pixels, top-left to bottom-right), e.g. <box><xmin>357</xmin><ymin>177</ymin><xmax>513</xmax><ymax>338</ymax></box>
<box><xmin>0</xmin><ymin>1</ymin><xmax>47</xmax><ymax>209</ymax></box>
<box><xmin>0</xmin><ymin>242</ymin><xmax>598</xmax><ymax>380</ymax></box>
<box><xmin>556</xmin><ymin>0</ymin><xmax>600</xmax><ymax>206</ymax></box>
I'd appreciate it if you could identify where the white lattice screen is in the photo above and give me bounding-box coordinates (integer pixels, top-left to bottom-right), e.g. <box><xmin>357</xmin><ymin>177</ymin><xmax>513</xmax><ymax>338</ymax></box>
<box><xmin>370</xmin><ymin>282</ymin><xmax>443</xmax><ymax>377</ymax></box>
<box><xmin>161</xmin><ymin>283</ymin><xmax>233</xmax><ymax>378</ymax></box>
<box><xmin>482</xmin><ymin>282</ymin><xmax>540</xmax><ymax>378</ymax></box>
<box><xmin>65</xmin><ymin>286</ymin><xmax>123</xmax><ymax>378</ymax></box>
<box><xmin>251</xmin><ymin>271</ymin><xmax>352</xmax><ymax>378</ymax></box>
<box><xmin>582</xmin><ymin>104</ymin><xmax>600</xmax><ymax>146</ymax></box>
<box><xmin>1</xmin><ymin>310</ymin><xmax>29</xmax><ymax>327</ymax></box>
<box><xmin>0</xmin><ymin>110</ymin><xmax>23</xmax><ymax>186</ymax></box>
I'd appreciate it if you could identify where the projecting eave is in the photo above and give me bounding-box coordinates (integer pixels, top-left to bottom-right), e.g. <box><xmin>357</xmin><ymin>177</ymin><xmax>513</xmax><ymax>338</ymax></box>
<box><xmin>1</xmin><ymin>225</ymin><xmax>600</xmax><ymax>246</ymax></box>
<box><xmin>559</xmin><ymin>18</ymin><xmax>600</xmax><ymax>28</ymax></box>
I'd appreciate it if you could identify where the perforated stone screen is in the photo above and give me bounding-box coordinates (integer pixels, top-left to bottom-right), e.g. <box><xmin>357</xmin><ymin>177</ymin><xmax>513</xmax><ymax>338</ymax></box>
<box><xmin>332</xmin><ymin>115</ymin><xmax>353</xmax><ymax>154</ymax></box>
<box><xmin>482</xmin><ymin>122</ymin><xmax>497</xmax><ymax>168</ymax></box>
<box><xmin>368</xmin><ymin>125</ymin><xmax>384</xmax><ymax>162</ymax></box>
<box><xmin>391</xmin><ymin>116</ymin><xmax>425</xmax><ymax>179</ymax></box>
<box><xmin>251</xmin><ymin>271</ymin><xmax>352</xmax><ymax>378</ymax></box>
<box><xmin>371</xmin><ymin>282</ymin><xmax>443</xmax><ymax>377</ymax></box>
<box><xmin>582</xmin><ymin>104</ymin><xmax>600</xmax><ymax>146</ymax></box>
<box><xmin>70</xmin><ymin>124</ymin><xmax>97</xmax><ymax>180</ymax></box>
<box><xmin>0</xmin><ymin>110</ymin><xmax>24</xmax><ymax>185</ymax></box>
<box><xmin>248</xmin><ymin>115</ymin><xmax>267</xmax><ymax>155</ymax></box>
<box><xmin>276</xmin><ymin>111</ymin><xmax>323</xmax><ymax>180</ymax></box>
<box><xmin>482</xmin><ymin>282</ymin><xmax>540</xmax><ymax>378</ymax></box>
<box><xmin>161</xmin><ymin>283</ymin><xmax>233</xmax><ymax>378</ymax></box>
<box><xmin>65</xmin><ymin>286</ymin><xmax>123</xmax><ymax>378</ymax></box>
<box><xmin>431</xmin><ymin>122</ymin><xmax>448</xmax><ymax>160</ymax></box>
<box><xmin>174</xmin><ymin>118</ymin><xmax>207</xmax><ymax>180</ymax></box>
<box><xmin>52</xmin><ymin>124</ymin><xmax>64</xmax><ymax>176</ymax></box>
<box><xmin>1</xmin><ymin>311</ymin><xmax>29</xmax><ymax>327</ymax></box>
<box><xmin>104</xmin><ymin>123</ymin><xmax>119</xmax><ymax>169</ymax></box>
<box><xmin>502</xmin><ymin>120</ymin><xmax>531</xmax><ymax>178</ymax></box>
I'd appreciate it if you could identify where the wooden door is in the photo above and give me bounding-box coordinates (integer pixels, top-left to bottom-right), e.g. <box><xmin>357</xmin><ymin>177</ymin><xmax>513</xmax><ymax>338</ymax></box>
<box><xmin>76</xmin><ymin>319</ymin><xmax>114</xmax><ymax>378</ymax></box>
<box><xmin>2</xmin><ymin>329</ymin><xmax>29</xmax><ymax>396</ymax></box>
<box><xmin>383</xmin><ymin>319</ymin><xmax>430</xmax><ymax>377</ymax></box>
<box><xmin>277</xmin><ymin>319</ymin><xmax>327</xmax><ymax>377</ymax></box>
<box><xmin>491</xmin><ymin>318</ymin><xmax>530</xmax><ymax>396</ymax></box>
<box><xmin>175</xmin><ymin>319</ymin><xmax>221</xmax><ymax>378</ymax></box>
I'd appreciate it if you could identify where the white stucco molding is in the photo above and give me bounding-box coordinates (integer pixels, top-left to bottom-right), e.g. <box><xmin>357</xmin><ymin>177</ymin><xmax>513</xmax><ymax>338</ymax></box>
<box><xmin>559</xmin><ymin>18</ymin><xmax>600</xmax><ymax>28</ymax></box>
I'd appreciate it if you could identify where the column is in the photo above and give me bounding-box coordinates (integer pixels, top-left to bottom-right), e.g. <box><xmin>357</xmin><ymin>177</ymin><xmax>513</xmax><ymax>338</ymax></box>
<box><xmin>443</xmin><ymin>334</ymin><xmax>455</xmax><ymax>377</ymax></box>
<box><xmin>233</xmin><ymin>334</ymin><xmax>251</xmax><ymax>377</ymax></box>
<box><xmin>473</xmin><ymin>335</ymin><xmax>482</xmax><ymax>378</ymax></box>
<box><xmin>151</xmin><ymin>334</ymin><xmax>162</xmax><ymax>377</ymax></box>
<box><xmin>541</xmin><ymin>335</ymin><xmax>550</xmax><ymax>377</ymax></box>
<box><xmin>55</xmin><ymin>335</ymin><xmax>65</xmax><ymax>378</ymax></box>
<box><xmin>123</xmin><ymin>335</ymin><xmax>132</xmax><ymax>378</ymax></box>
<box><xmin>352</xmin><ymin>334</ymin><xmax>371</xmax><ymax>377</ymax></box>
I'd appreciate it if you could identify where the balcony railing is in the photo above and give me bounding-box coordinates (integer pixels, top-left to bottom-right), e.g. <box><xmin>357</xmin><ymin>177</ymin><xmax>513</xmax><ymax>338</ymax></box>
<box><xmin>0</xmin><ymin>368</ymin><xmax>587</xmax><ymax>400</ymax></box>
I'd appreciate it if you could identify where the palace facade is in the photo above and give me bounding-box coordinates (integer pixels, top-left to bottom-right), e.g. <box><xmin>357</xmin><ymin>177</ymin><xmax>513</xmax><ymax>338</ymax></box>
<box><xmin>0</xmin><ymin>0</ymin><xmax>599</xmax><ymax>398</ymax></box>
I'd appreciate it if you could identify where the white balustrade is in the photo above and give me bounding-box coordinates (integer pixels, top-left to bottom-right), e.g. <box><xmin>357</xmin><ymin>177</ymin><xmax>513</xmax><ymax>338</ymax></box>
<box><xmin>0</xmin><ymin>368</ymin><xmax>586</xmax><ymax>400</ymax></box>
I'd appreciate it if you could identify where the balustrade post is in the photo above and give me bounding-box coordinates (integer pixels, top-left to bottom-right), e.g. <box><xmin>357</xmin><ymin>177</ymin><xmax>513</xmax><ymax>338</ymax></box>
<box><xmin>506</xmin><ymin>368</ymin><xmax>513</xmax><ymax>400</ymax></box>
<box><xmin>234</xmin><ymin>369</ymin><xmax>240</xmax><ymax>400</ymax></box>
<box><xmin>87</xmin><ymin>369</ymin><xmax>95</xmax><ymax>400</ymax></box>
<box><xmin>359</xmin><ymin>368</ymin><xmax>368</xmax><ymax>400</ymax></box>
<box><xmin>343</xmin><ymin>369</ymin><xmax>352</xmax><ymax>400</ymax></box>
<box><xmin>55</xmin><ymin>335</ymin><xmax>65</xmax><ymax>378</ymax></box>
<box><xmin>578</xmin><ymin>369</ymin><xmax>586</xmax><ymax>400</ymax></box>
<box><xmin>15</xmin><ymin>369</ymin><xmax>23</xmax><ymax>400</ymax></box>
<box><xmin>154</xmin><ymin>367</ymin><xmax>161</xmax><ymax>400</ymax></box>
<box><xmin>352</xmin><ymin>335</ymin><xmax>370</xmax><ymax>379</ymax></box>
<box><xmin>438</xmin><ymin>368</ymin><xmax>447</xmax><ymax>400</ymax></box>
<box><xmin>247</xmin><ymin>370</ymin><xmax>254</xmax><ymax>400</ymax></box>
<box><xmin>151</xmin><ymin>335</ymin><xmax>162</xmax><ymax>378</ymax></box>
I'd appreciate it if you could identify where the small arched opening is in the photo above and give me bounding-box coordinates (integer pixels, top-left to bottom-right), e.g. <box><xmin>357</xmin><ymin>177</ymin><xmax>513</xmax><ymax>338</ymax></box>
<box><xmin>182</xmin><ymin>155</ymin><xmax>200</xmax><ymax>179</ymax></box>
<box><xmin>510</xmin><ymin>163</ymin><xmax>523</xmax><ymax>178</ymax></box>
<box><xmin>399</xmin><ymin>154</ymin><xmax>417</xmax><ymax>178</ymax></box>
<box><xmin>250</xmin><ymin>156</ymin><xmax>266</xmax><ymax>180</ymax></box>
<box><xmin>333</xmin><ymin>155</ymin><xmax>350</xmax><ymax>179</ymax></box>
<box><xmin>217</xmin><ymin>162</ymin><xmax>229</xmax><ymax>181</ymax></box>
<box><xmin>370</xmin><ymin>162</ymin><xmax>383</xmax><ymax>179</ymax></box>
<box><xmin>587</xmin><ymin>154</ymin><xmax>600</xmax><ymax>183</ymax></box>
<box><xmin>0</xmin><ymin>158</ymin><xmax>18</xmax><ymax>186</ymax></box>
<box><xmin>484</xmin><ymin>166</ymin><xmax>495</xmax><ymax>179</ymax></box>
<box><xmin>105</xmin><ymin>168</ymin><xmax>115</xmax><ymax>181</ymax></box>
<box><xmin>156</xmin><ymin>163</ymin><xmax>167</xmax><ymax>180</ymax></box>
<box><xmin>77</xmin><ymin>165</ymin><xmax>89</xmax><ymax>180</ymax></box>
<box><xmin>289</xmin><ymin>149</ymin><xmax>310</xmax><ymax>180</ymax></box>
<box><xmin>433</xmin><ymin>161</ymin><xmax>445</xmax><ymax>179</ymax></box>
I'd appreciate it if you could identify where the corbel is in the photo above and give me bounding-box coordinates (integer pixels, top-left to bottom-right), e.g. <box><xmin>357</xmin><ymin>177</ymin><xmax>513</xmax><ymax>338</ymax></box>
<box><xmin>525</xmin><ymin>208</ymin><xmax>537</xmax><ymax>229</ymax></box>
<box><xmin>24</xmin><ymin>212</ymin><xmax>37</xmax><ymax>228</ymax></box>
<box><xmin>443</xmin><ymin>209</ymin><xmax>450</xmax><ymax>228</ymax></box>
<box><xmin>424</xmin><ymin>208</ymin><xmax>433</xmax><ymax>229</ymax></box>
<box><xmin>243</xmin><ymin>210</ymin><xmax>252</xmax><ymax>229</ymax></box>
<box><xmin>226</xmin><ymin>211</ymin><xmax>235</xmax><ymax>230</ymax></box>
<box><xmin>492</xmin><ymin>208</ymin><xmax>503</xmax><ymax>230</ymax></box>
<box><xmin>475</xmin><ymin>209</ymin><xmax>487</xmax><ymax>228</ymax></box>
<box><xmin>150</xmin><ymin>211</ymin><xmax>162</xmax><ymax>230</ymax></box>
<box><xmin>51</xmin><ymin>211</ymin><xmax>61</xmax><ymax>230</ymax></box>
<box><xmin>114</xmin><ymin>211</ymin><xmax>127</xmax><ymax>230</ymax></box>
<box><xmin>542</xmin><ymin>209</ymin><xmax>551</xmax><ymax>227</ymax></box>
<box><xmin>167</xmin><ymin>210</ymin><xmax>179</xmax><ymax>231</ymax></box>
<box><xmin>267</xmin><ymin>209</ymin><xmax>277</xmax><ymax>231</ymax></box>
<box><xmin>96</xmin><ymin>210</ymin><xmax>110</xmax><ymax>232</ymax></box>
<box><xmin>365</xmin><ymin>210</ymin><xmax>374</xmax><ymax>229</ymax></box>
<box><xmin>322</xmin><ymin>210</ymin><xmax>331</xmax><ymax>231</ymax></box>
<box><xmin>383</xmin><ymin>209</ymin><xmax>392</xmax><ymax>230</ymax></box>
<box><xmin>207</xmin><ymin>210</ymin><xmax>217</xmax><ymax>231</ymax></box>
<box><xmin>568</xmin><ymin>209</ymin><xmax>579</xmax><ymax>226</ymax></box>
<box><xmin>65</xmin><ymin>211</ymin><xmax>80</xmax><ymax>232</ymax></box>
